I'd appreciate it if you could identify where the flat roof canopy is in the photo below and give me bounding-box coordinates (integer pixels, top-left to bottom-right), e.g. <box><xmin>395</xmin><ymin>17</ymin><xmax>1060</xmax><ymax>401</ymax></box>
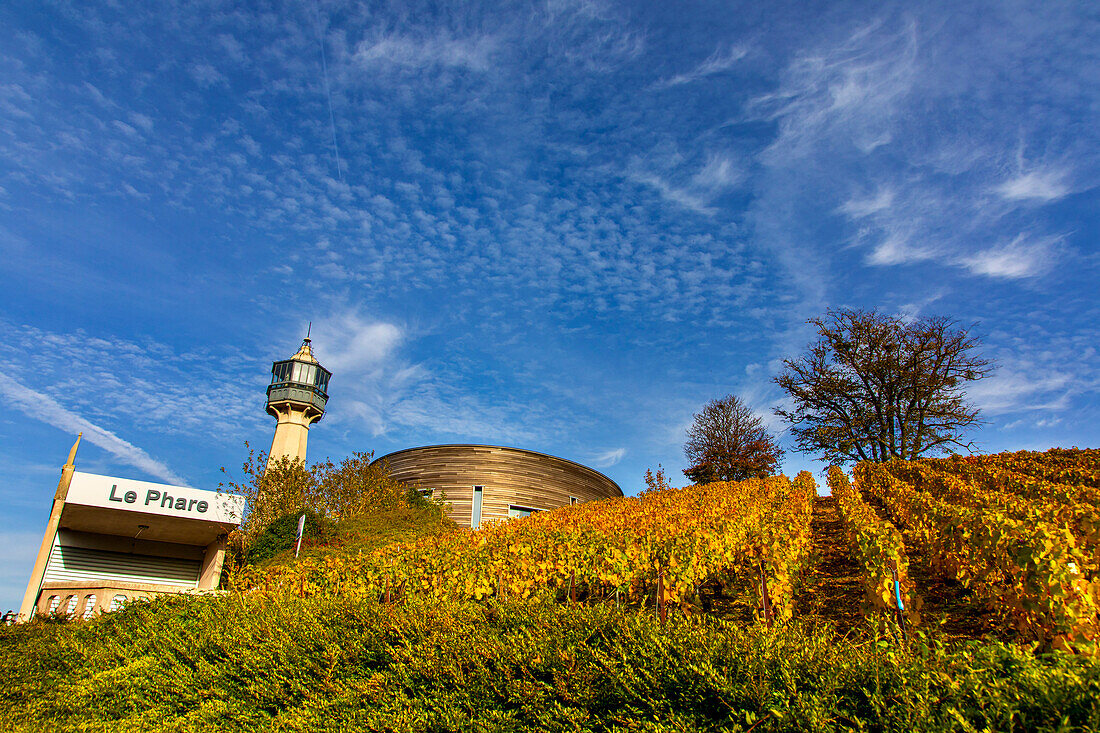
<box><xmin>60</xmin><ymin>472</ymin><xmax>244</xmax><ymax>547</ymax></box>
<box><xmin>59</xmin><ymin>503</ymin><xmax>236</xmax><ymax>546</ymax></box>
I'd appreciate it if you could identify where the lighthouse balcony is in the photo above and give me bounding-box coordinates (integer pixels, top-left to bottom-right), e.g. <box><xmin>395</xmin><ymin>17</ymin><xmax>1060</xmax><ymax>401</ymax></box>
<box><xmin>265</xmin><ymin>383</ymin><xmax>328</xmax><ymax>413</ymax></box>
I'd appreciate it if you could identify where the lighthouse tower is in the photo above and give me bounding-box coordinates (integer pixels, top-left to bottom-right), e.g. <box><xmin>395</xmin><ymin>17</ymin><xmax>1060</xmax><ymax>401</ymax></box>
<box><xmin>265</xmin><ymin>336</ymin><xmax>332</xmax><ymax>467</ymax></box>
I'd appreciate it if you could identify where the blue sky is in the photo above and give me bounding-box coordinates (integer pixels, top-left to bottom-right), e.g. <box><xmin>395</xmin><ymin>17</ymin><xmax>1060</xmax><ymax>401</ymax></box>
<box><xmin>2</xmin><ymin>0</ymin><xmax>1098</xmax><ymax>610</ymax></box>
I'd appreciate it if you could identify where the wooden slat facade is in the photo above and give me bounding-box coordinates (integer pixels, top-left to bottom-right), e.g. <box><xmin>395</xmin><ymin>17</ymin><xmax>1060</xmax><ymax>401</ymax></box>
<box><xmin>373</xmin><ymin>445</ymin><xmax>623</xmax><ymax>527</ymax></box>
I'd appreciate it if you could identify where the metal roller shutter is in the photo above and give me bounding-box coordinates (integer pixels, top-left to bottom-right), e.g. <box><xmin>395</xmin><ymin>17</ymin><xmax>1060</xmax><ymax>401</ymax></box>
<box><xmin>43</xmin><ymin>545</ymin><xmax>201</xmax><ymax>588</ymax></box>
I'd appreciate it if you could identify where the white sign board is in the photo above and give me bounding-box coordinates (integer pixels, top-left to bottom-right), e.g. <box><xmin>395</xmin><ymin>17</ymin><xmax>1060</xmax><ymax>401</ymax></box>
<box><xmin>66</xmin><ymin>472</ymin><xmax>245</xmax><ymax>525</ymax></box>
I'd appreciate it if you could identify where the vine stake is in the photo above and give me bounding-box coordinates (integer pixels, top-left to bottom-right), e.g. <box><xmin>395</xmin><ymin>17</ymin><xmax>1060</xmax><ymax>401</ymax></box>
<box><xmin>889</xmin><ymin>558</ymin><xmax>908</xmax><ymax>642</ymax></box>
<box><xmin>759</xmin><ymin>552</ymin><xmax>773</xmax><ymax>628</ymax></box>
<box><xmin>657</xmin><ymin>567</ymin><xmax>667</xmax><ymax>625</ymax></box>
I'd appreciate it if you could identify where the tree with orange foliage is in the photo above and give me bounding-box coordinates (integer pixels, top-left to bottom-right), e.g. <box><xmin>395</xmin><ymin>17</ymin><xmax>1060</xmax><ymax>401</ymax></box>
<box><xmin>683</xmin><ymin>395</ymin><xmax>784</xmax><ymax>484</ymax></box>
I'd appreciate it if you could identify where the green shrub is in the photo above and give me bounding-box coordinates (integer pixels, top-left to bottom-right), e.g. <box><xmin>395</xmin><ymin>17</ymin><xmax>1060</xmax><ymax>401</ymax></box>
<box><xmin>244</xmin><ymin>509</ymin><xmax>335</xmax><ymax>565</ymax></box>
<box><xmin>221</xmin><ymin>448</ymin><xmax>434</xmax><ymax>549</ymax></box>
<box><xmin>1</xmin><ymin>593</ymin><xmax>1097</xmax><ymax>732</ymax></box>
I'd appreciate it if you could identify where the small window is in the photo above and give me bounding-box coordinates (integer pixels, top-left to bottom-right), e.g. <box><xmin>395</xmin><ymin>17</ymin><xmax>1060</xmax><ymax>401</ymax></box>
<box><xmin>273</xmin><ymin>362</ymin><xmax>291</xmax><ymax>383</ymax></box>
<box><xmin>570</xmin><ymin>496</ymin><xmax>579</xmax><ymax>505</ymax></box>
<box><xmin>508</xmin><ymin>505</ymin><xmax>540</xmax><ymax>519</ymax></box>
<box><xmin>82</xmin><ymin>595</ymin><xmax>97</xmax><ymax>620</ymax></box>
<box><xmin>471</xmin><ymin>486</ymin><xmax>484</xmax><ymax>528</ymax></box>
<box><xmin>110</xmin><ymin>594</ymin><xmax>127</xmax><ymax>612</ymax></box>
<box><xmin>64</xmin><ymin>595</ymin><xmax>78</xmax><ymax>616</ymax></box>
<box><xmin>46</xmin><ymin>595</ymin><xmax>60</xmax><ymax>614</ymax></box>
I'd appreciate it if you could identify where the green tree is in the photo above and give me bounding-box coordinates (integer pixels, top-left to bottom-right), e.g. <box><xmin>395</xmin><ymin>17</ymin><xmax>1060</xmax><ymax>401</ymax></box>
<box><xmin>220</xmin><ymin>447</ymin><xmax>423</xmax><ymax>548</ymax></box>
<box><xmin>683</xmin><ymin>395</ymin><xmax>784</xmax><ymax>483</ymax></box>
<box><xmin>314</xmin><ymin>452</ymin><xmax>420</xmax><ymax>518</ymax></box>
<box><xmin>774</xmin><ymin>308</ymin><xmax>993</xmax><ymax>465</ymax></box>
<box><xmin>220</xmin><ymin>448</ymin><xmax>318</xmax><ymax>547</ymax></box>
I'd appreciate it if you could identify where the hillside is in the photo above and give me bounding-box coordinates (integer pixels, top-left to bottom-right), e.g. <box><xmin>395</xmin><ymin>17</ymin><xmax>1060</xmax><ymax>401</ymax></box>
<box><xmin>2</xmin><ymin>449</ymin><xmax>1099</xmax><ymax>731</ymax></box>
<box><xmin>236</xmin><ymin>450</ymin><xmax>1099</xmax><ymax>647</ymax></box>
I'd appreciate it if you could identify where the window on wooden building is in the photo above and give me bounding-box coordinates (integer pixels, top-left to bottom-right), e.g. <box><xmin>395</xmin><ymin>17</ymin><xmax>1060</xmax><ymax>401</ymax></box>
<box><xmin>471</xmin><ymin>486</ymin><xmax>484</xmax><ymax>528</ymax></box>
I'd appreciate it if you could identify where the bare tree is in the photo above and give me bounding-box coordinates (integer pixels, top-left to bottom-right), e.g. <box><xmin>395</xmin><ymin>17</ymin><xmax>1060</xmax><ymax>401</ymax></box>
<box><xmin>774</xmin><ymin>308</ymin><xmax>993</xmax><ymax>465</ymax></box>
<box><xmin>684</xmin><ymin>395</ymin><xmax>784</xmax><ymax>483</ymax></box>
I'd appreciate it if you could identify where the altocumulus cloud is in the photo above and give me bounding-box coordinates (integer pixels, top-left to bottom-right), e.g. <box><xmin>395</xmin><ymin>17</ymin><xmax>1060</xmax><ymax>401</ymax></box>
<box><xmin>354</xmin><ymin>32</ymin><xmax>499</xmax><ymax>71</ymax></box>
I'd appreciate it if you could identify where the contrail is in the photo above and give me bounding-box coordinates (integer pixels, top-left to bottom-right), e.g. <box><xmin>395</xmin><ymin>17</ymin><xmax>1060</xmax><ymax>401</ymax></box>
<box><xmin>313</xmin><ymin>0</ymin><xmax>344</xmax><ymax>183</ymax></box>
<box><xmin>0</xmin><ymin>373</ymin><xmax>187</xmax><ymax>485</ymax></box>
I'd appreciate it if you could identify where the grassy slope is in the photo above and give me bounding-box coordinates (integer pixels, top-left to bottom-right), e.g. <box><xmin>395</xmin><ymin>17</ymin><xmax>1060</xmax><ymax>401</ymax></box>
<box><xmin>256</xmin><ymin>502</ymin><xmax>457</xmax><ymax>569</ymax></box>
<box><xmin>3</xmin><ymin>594</ymin><xmax>1099</xmax><ymax>732</ymax></box>
<box><xmin>4</xmin><ymin>486</ymin><xmax>1100</xmax><ymax>731</ymax></box>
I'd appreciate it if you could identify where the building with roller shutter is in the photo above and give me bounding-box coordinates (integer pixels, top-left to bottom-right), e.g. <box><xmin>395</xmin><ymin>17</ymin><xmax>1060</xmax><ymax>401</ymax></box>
<box><xmin>371</xmin><ymin>444</ymin><xmax>623</xmax><ymax>528</ymax></box>
<box><xmin>19</xmin><ymin>334</ymin><xmax>322</xmax><ymax>621</ymax></box>
<box><xmin>19</xmin><ymin>435</ymin><xmax>243</xmax><ymax>621</ymax></box>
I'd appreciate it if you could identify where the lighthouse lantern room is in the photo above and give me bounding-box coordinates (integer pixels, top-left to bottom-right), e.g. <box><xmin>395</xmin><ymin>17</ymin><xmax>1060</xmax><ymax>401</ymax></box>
<box><xmin>265</xmin><ymin>336</ymin><xmax>332</xmax><ymax>466</ymax></box>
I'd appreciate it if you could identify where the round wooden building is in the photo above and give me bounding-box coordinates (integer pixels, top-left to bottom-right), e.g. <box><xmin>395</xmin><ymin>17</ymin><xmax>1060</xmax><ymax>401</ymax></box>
<box><xmin>371</xmin><ymin>445</ymin><xmax>623</xmax><ymax>527</ymax></box>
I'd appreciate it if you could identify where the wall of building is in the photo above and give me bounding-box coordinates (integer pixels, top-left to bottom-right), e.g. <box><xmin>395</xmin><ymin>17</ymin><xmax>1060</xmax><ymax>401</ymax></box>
<box><xmin>373</xmin><ymin>445</ymin><xmax>623</xmax><ymax>527</ymax></box>
<box><xmin>33</xmin><ymin>530</ymin><xmax>227</xmax><ymax>619</ymax></box>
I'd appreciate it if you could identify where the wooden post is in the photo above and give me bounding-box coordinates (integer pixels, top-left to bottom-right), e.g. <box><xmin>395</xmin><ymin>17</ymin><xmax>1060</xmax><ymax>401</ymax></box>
<box><xmin>657</xmin><ymin>567</ymin><xmax>667</xmax><ymax>624</ymax></box>
<box><xmin>569</xmin><ymin>570</ymin><xmax>576</xmax><ymax>603</ymax></box>
<box><xmin>759</xmin><ymin>555</ymin><xmax>773</xmax><ymax>628</ymax></box>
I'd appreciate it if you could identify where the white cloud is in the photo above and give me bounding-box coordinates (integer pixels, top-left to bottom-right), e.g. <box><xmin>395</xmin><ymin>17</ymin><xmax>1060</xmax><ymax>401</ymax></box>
<box><xmin>862</xmin><ymin>230</ymin><xmax>1058</xmax><ymax>278</ymax></box>
<box><xmin>189</xmin><ymin>62</ymin><xmax>228</xmax><ymax>88</ymax></box>
<box><xmin>896</xmin><ymin>291</ymin><xmax>945</xmax><ymax>323</ymax></box>
<box><xmin>355</xmin><ymin>33</ymin><xmax>498</xmax><ymax>71</ymax></box>
<box><xmin>967</xmin><ymin>368</ymin><xmax>1071</xmax><ymax>415</ymax></box>
<box><xmin>592</xmin><ymin>447</ymin><xmax>625</xmax><ymax>467</ymax></box>
<box><xmin>627</xmin><ymin>150</ymin><xmax>745</xmax><ymax>215</ymax></box>
<box><xmin>628</xmin><ymin>170</ymin><xmax>715</xmax><ymax>215</ymax></box>
<box><xmin>765</xmin><ymin>24</ymin><xmax>1076</xmax><ymax>283</ymax></box>
<box><xmin>958</xmin><ymin>234</ymin><xmax>1059</xmax><ymax>278</ymax></box>
<box><xmin>655</xmin><ymin>45</ymin><xmax>749</xmax><ymax>88</ymax></box>
<box><xmin>303</xmin><ymin>311</ymin><xmax>553</xmax><ymax>443</ymax></box>
<box><xmin>994</xmin><ymin>169</ymin><xmax>1070</xmax><ymax>202</ymax></box>
<box><xmin>308</xmin><ymin>314</ymin><xmax>404</xmax><ymax>373</ymax></box>
<box><xmin>739</xmin><ymin>21</ymin><xmax>919</xmax><ymax>312</ymax></box>
<box><xmin>691</xmin><ymin>153</ymin><xmax>744</xmax><ymax>190</ymax></box>
<box><xmin>751</xmin><ymin>21</ymin><xmax>917</xmax><ymax>163</ymax></box>
<box><xmin>545</xmin><ymin>0</ymin><xmax>608</xmax><ymax>19</ymax></box>
<box><xmin>866</xmin><ymin>234</ymin><xmax>931</xmax><ymax>266</ymax></box>
<box><xmin>838</xmin><ymin>188</ymin><xmax>894</xmax><ymax>218</ymax></box>
<box><xmin>0</xmin><ymin>374</ymin><xmax>187</xmax><ymax>485</ymax></box>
